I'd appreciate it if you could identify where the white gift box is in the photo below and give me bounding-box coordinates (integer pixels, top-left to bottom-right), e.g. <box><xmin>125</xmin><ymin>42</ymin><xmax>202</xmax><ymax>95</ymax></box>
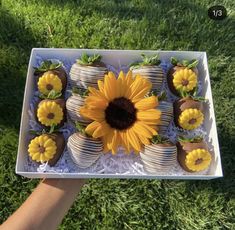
<box><xmin>16</xmin><ymin>48</ymin><xmax>223</xmax><ymax>179</ymax></box>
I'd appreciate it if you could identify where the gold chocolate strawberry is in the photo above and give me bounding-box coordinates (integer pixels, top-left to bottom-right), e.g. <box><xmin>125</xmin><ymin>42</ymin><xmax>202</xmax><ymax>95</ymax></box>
<box><xmin>36</xmin><ymin>98</ymin><xmax>66</xmax><ymax>128</ymax></box>
<box><xmin>28</xmin><ymin>132</ymin><xmax>65</xmax><ymax>166</ymax></box>
<box><xmin>174</xmin><ymin>97</ymin><xmax>204</xmax><ymax>130</ymax></box>
<box><xmin>167</xmin><ymin>57</ymin><xmax>199</xmax><ymax>96</ymax></box>
<box><xmin>177</xmin><ymin>136</ymin><xmax>212</xmax><ymax>172</ymax></box>
<box><xmin>35</xmin><ymin>60</ymin><xmax>67</xmax><ymax>97</ymax></box>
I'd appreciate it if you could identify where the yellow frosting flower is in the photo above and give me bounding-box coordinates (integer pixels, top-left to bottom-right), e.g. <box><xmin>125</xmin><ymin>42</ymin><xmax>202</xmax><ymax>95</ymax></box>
<box><xmin>80</xmin><ymin>71</ymin><xmax>161</xmax><ymax>154</ymax></box>
<box><xmin>185</xmin><ymin>148</ymin><xmax>211</xmax><ymax>171</ymax></box>
<box><xmin>38</xmin><ymin>72</ymin><xmax>62</xmax><ymax>95</ymax></box>
<box><xmin>173</xmin><ymin>68</ymin><xmax>197</xmax><ymax>92</ymax></box>
<box><xmin>28</xmin><ymin>135</ymin><xmax>57</xmax><ymax>163</ymax></box>
<box><xmin>179</xmin><ymin>108</ymin><xmax>204</xmax><ymax>130</ymax></box>
<box><xmin>37</xmin><ymin>101</ymin><xmax>63</xmax><ymax>126</ymax></box>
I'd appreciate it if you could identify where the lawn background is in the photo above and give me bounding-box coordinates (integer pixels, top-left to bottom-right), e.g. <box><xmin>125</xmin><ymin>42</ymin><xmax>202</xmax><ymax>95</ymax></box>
<box><xmin>0</xmin><ymin>0</ymin><xmax>234</xmax><ymax>229</ymax></box>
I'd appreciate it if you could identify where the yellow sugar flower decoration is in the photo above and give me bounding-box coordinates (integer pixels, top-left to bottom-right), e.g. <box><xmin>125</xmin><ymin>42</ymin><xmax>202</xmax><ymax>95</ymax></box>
<box><xmin>28</xmin><ymin>135</ymin><xmax>57</xmax><ymax>163</ymax></box>
<box><xmin>38</xmin><ymin>72</ymin><xmax>62</xmax><ymax>95</ymax></box>
<box><xmin>179</xmin><ymin>108</ymin><xmax>204</xmax><ymax>130</ymax></box>
<box><xmin>37</xmin><ymin>101</ymin><xmax>63</xmax><ymax>126</ymax></box>
<box><xmin>185</xmin><ymin>148</ymin><xmax>211</xmax><ymax>171</ymax></box>
<box><xmin>80</xmin><ymin>71</ymin><xmax>161</xmax><ymax>154</ymax></box>
<box><xmin>173</xmin><ymin>68</ymin><xmax>197</xmax><ymax>92</ymax></box>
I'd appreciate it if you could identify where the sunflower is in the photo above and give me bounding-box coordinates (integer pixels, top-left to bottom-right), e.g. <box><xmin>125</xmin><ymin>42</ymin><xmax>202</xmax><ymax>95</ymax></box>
<box><xmin>38</xmin><ymin>72</ymin><xmax>62</xmax><ymax>95</ymax></box>
<box><xmin>79</xmin><ymin>71</ymin><xmax>161</xmax><ymax>154</ymax></box>
<box><xmin>37</xmin><ymin>101</ymin><xmax>63</xmax><ymax>126</ymax></box>
<box><xmin>28</xmin><ymin>135</ymin><xmax>57</xmax><ymax>163</ymax></box>
<box><xmin>179</xmin><ymin>108</ymin><xmax>204</xmax><ymax>130</ymax></box>
<box><xmin>185</xmin><ymin>148</ymin><xmax>211</xmax><ymax>171</ymax></box>
<box><xmin>173</xmin><ymin>68</ymin><xmax>197</xmax><ymax>92</ymax></box>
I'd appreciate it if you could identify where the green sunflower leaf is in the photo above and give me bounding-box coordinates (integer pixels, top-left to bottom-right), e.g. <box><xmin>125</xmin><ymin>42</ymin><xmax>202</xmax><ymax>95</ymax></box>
<box><xmin>39</xmin><ymin>90</ymin><xmax>62</xmax><ymax>99</ymax></box>
<box><xmin>178</xmin><ymin>135</ymin><xmax>203</xmax><ymax>143</ymax></box>
<box><xmin>75</xmin><ymin>121</ymin><xmax>90</xmax><ymax>137</ymax></box>
<box><xmin>77</xmin><ymin>53</ymin><xmax>102</xmax><ymax>65</ymax></box>
<box><xmin>182</xmin><ymin>60</ymin><xmax>190</xmax><ymax>67</ymax></box>
<box><xmin>187</xmin><ymin>59</ymin><xmax>199</xmax><ymax>69</ymax></box>
<box><xmin>170</xmin><ymin>57</ymin><xmax>178</xmax><ymax>66</ymax></box>
<box><xmin>72</xmin><ymin>87</ymin><xmax>89</xmax><ymax>98</ymax></box>
<box><xmin>178</xmin><ymin>89</ymin><xmax>190</xmax><ymax>98</ymax></box>
<box><xmin>34</xmin><ymin>60</ymin><xmax>62</xmax><ymax>74</ymax></box>
<box><xmin>192</xmin><ymin>96</ymin><xmax>208</xmax><ymax>102</ymax></box>
<box><xmin>158</xmin><ymin>91</ymin><xmax>167</xmax><ymax>101</ymax></box>
<box><xmin>171</xmin><ymin>57</ymin><xmax>199</xmax><ymax>69</ymax></box>
<box><xmin>29</xmin><ymin>130</ymin><xmax>42</xmax><ymax>136</ymax></box>
<box><xmin>129</xmin><ymin>62</ymin><xmax>141</xmax><ymax>70</ymax></box>
<box><xmin>149</xmin><ymin>90</ymin><xmax>158</xmax><ymax>97</ymax></box>
<box><xmin>151</xmin><ymin>135</ymin><xmax>171</xmax><ymax>144</ymax></box>
<box><xmin>49</xmin><ymin>124</ymin><xmax>56</xmax><ymax>134</ymax></box>
<box><xmin>130</xmin><ymin>53</ymin><xmax>161</xmax><ymax>69</ymax></box>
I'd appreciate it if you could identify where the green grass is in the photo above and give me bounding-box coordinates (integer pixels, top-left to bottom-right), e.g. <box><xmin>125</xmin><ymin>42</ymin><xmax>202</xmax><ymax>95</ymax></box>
<box><xmin>0</xmin><ymin>0</ymin><xmax>235</xmax><ymax>229</ymax></box>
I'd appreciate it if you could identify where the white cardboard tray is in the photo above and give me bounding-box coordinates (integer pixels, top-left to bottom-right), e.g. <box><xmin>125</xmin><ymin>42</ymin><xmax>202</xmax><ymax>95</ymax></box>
<box><xmin>16</xmin><ymin>48</ymin><xmax>223</xmax><ymax>179</ymax></box>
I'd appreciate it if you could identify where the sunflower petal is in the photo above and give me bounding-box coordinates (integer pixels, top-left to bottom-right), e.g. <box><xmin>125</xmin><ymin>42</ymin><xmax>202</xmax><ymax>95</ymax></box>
<box><xmin>80</xmin><ymin>107</ymin><xmax>105</xmax><ymax>121</ymax></box>
<box><xmin>117</xmin><ymin>71</ymin><xmax>126</xmax><ymax>97</ymax></box>
<box><xmin>125</xmin><ymin>71</ymin><xmax>134</xmax><ymax>87</ymax></box>
<box><xmin>103</xmin><ymin>72</ymin><xmax>117</xmax><ymax>100</ymax></box>
<box><xmin>138</xmin><ymin>134</ymin><xmax>150</xmax><ymax>145</ymax></box>
<box><xmin>119</xmin><ymin>130</ymin><xmax>131</xmax><ymax>153</ymax></box>
<box><xmin>135</xmin><ymin>96</ymin><xmax>157</xmax><ymax>110</ymax></box>
<box><xmin>102</xmin><ymin>136</ymin><xmax>108</xmax><ymax>153</ymax></box>
<box><xmin>92</xmin><ymin>121</ymin><xmax>111</xmax><ymax>138</ymax></box>
<box><xmin>85</xmin><ymin>121</ymin><xmax>101</xmax><ymax>136</ymax></box>
<box><xmin>110</xmin><ymin>130</ymin><xmax>120</xmax><ymax>154</ymax></box>
<box><xmin>127</xmin><ymin>128</ymin><xmax>141</xmax><ymax>152</ymax></box>
<box><xmin>137</xmin><ymin>109</ymin><xmax>161</xmax><ymax>121</ymax></box>
<box><xmin>98</xmin><ymin>80</ymin><xmax>105</xmax><ymax>93</ymax></box>
<box><xmin>106</xmin><ymin>129</ymin><xmax>114</xmax><ymax>150</ymax></box>
<box><xmin>132</xmin><ymin>121</ymin><xmax>153</xmax><ymax>138</ymax></box>
<box><xmin>128</xmin><ymin>75</ymin><xmax>152</xmax><ymax>101</ymax></box>
<box><xmin>85</xmin><ymin>96</ymin><xmax>108</xmax><ymax>109</ymax></box>
<box><xmin>88</xmin><ymin>87</ymin><xmax>107</xmax><ymax>101</ymax></box>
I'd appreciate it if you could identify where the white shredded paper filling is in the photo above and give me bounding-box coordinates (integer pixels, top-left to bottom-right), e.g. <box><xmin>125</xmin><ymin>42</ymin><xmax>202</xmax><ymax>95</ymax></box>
<box><xmin>24</xmin><ymin>56</ymin><xmax>211</xmax><ymax>176</ymax></box>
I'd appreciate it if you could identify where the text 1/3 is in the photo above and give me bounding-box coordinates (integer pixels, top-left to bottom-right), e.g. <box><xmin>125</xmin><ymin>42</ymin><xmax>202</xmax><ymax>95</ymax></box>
<box><xmin>208</xmin><ymin>5</ymin><xmax>227</xmax><ymax>20</ymax></box>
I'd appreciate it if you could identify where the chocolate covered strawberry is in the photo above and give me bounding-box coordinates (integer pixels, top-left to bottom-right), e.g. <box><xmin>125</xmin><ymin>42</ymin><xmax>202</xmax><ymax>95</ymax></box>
<box><xmin>66</xmin><ymin>87</ymin><xmax>92</xmax><ymax>125</ymax></box>
<box><xmin>131</xmin><ymin>54</ymin><xmax>164</xmax><ymax>94</ymax></box>
<box><xmin>28</xmin><ymin>132</ymin><xmax>65</xmax><ymax>166</ymax></box>
<box><xmin>177</xmin><ymin>136</ymin><xmax>212</xmax><ymax>172</ymax></box>
<box><xmin>70</xmin><ymin>53</ymin><xmax>107</xmax><ymax>88</ymax></box>
<box><xmin>35</xmin><ymin>60</ymin><xmax>67</xmax><ymax>97</ymax></box>
<box><xmin>36</xmin><ymin>98</ymin><xmax>66</xmax><ymax>128</ymax></box>
<box><xmin>174</xmin><ymin>97</ymin><xmax>204</xmax><ymax>130</ymax></box>
<box><xmin>67</xmin><ymin>123</ymin><xmax>103</xmax><ymax>168</ymax></box>
<box><xmin>140</xmin><ymin>135</ymin><xmax>177</xmax><ymax>173</ymax></box>
<box><xmin>167</xmin><ymin>57</ymin><xmax>199</xmax><ymax>97</ymax></box>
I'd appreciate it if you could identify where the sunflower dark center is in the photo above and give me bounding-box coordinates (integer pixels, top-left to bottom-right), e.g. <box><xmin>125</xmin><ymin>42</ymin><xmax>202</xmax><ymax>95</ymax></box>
<box><xmin>195</xmin><ymin>158</ymin><xmax>203</xmax><ymax>165</ymax></box>
<box><xmin>46</xmin><ymin>84</ymin><xmax>53</xmax><ymax>90</ymax></box>
<box><xmin>39</xmin><ymin>146</ymin><xmax>45</xmax><ymax>154</ymax></box>
<box><xmin>47</xmin><ymin>113</ymin><xmax>55</xmax><ymax>119</ymax></box>
<box><xmin>189</xmin><ymin>118</ymin><xmax>197</xmax><ymax>124</ymax></box>
<box><xmin>182</xmin><ymin>79</ymin><xmax>189</xmax><ymax>86</ymax></box>
<box><xmin>105</xmin><ymin>97</ymin><xmax>137</xmax><ymax>130</ymax></box>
